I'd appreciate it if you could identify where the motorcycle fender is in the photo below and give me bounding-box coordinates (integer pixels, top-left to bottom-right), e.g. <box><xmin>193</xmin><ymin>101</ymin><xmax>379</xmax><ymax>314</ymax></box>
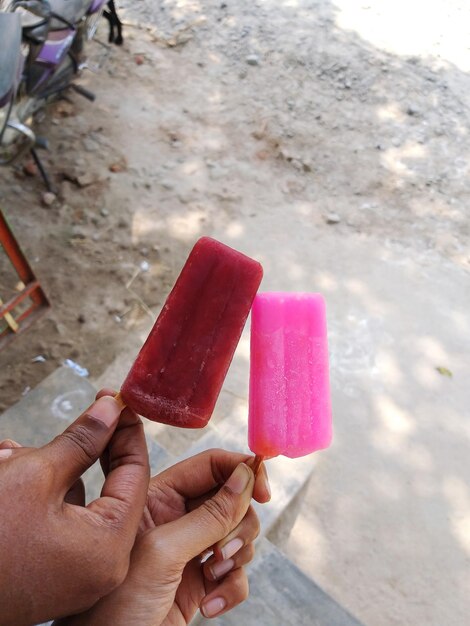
<box><xmin>0</xmin><ymin>13</ymin><xmax>22</xmax><ymax>105</ymax></box>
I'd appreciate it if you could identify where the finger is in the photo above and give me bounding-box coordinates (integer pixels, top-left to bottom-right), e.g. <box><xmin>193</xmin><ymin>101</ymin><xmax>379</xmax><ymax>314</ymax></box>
<box><xmin>204</xmin><ymin>543</ymin><xmax>255</xmax><ymax>582</ymax></box>
<box><xmin>151</xmin><ymin>462</ymin><xmax>254</xmax><ymax>563</ymax></box>
<box><xmin>64</xmin><ymin>479</ymin><xmax>86</xmax><ymax>506</ymax></box>
<box><xmin>94</xmin><ymin>388</ymin><xmax>130</xmax><ymax>478</ymax></box>
<box><xmin>200</xmin><ymin>567</ymin><xmax>249</xmax><ymax>618</ymax></box>
<box><xmin>212</xmin><ymin>505</ymin><xmax>260</xmax><ymax>562</ymax></box>
<box><xmin>0</xmin><ymin>446</ymin><xmax>34</xmax><ymax>461</ymax></box>
<box><xmin>87</xmin><ymin>407</ymin><xmax>149</xmax><ymax>537</ymax></box>
<box><xmin>0</xmin><ymin>438</ymin><xmax>22</xmax><ymax>449</ymax></box>
<box><xmin>247</xmin><ymin>458</ymin><xmax>271</xmax><ymax>503</ymax></box>
<box><xmin>95</xmin><ymin>388</ymin><xmax>118</xmax><ymax>401</ymax></box>
<box><xmin>0</xmin><ymin>439</ymin><xmax>23</xmax><ymax>461</ymax></box>
<box><xmin>41</xmin><ymin>395</ymin><xmax>122</xmax><ymax>493</ymax></box>
<box><xmin>153</xmin><ymin>449</ymin><xmax>270</xmax><ymax>504</ymax></box>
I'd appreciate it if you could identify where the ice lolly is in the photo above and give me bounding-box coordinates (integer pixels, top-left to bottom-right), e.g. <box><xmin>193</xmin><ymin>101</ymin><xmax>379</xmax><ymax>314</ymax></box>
<box><xmin>120</xmin><ymin>237</ymin><xmax>263</xmax><ymax>427</ymax></box>
<box><xmin>248</xmin><ymin>292</ymin><xmax>332</xmax><ymax>459</ymax></box>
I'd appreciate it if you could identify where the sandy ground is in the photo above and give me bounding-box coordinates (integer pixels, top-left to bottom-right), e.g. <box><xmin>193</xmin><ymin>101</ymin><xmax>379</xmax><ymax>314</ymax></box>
<box><xmin>1</xmin><ymin>1</ymin><xmax>469</xmax><ymax>625</ymax></box>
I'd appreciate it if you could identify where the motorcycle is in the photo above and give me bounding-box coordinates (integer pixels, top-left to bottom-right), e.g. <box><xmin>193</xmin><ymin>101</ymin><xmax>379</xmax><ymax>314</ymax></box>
<box><xmin>0</xmin><ymin>0</ymin><xmax>123</xmax><ymax>190</ymax></box>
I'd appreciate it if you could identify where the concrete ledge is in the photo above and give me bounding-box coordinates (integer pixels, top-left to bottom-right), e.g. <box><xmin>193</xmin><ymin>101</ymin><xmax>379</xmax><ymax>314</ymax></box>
<box><xmin>0</xmin><ymin>365</ymin><xmax>97</xmax><ymax>445</ymax></box>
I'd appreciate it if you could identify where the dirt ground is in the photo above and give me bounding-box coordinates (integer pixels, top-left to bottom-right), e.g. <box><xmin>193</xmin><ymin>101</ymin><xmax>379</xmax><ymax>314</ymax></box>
<box><xmin>1</xmin><ymin>1</ymin><xmax>469</xmax><ymax>625</ymax></box>
<box><xmin>1</xmin><ymin>0</ymin><xmax>468</xmax><ymax>412</ymax></box>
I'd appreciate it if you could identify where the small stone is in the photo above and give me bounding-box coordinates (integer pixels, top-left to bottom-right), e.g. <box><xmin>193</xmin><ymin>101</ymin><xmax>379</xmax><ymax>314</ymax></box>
<box><xmin>134</xmin><ymin>54</ymin><xmax>145</xmax><ymax>65</ymax></box>
<box><xmin>31</xmin><ymin>355</ymin><xmax>46</xmax><ymax>363</ymax></box>
<box><xmin>56</xmin><ymin>101</ymin><xmax>75</xmax><ymax>117</ymax></box>
<box><xmin>391</xmin><ymin>137</ymin><xmax>401</xmax><ymax>147</ymax></box>
<box><xmin>83</xmin><ymin>138</ymin><xmax>99</xmax><ymax>152</ymax></box>
<box><xmin>161</xmin><ymin>180</ymin><xmax>174</xmax><ymax>190</ymax></box>
<box><xmin>140</xmin><ymin>247</ymin><xmax>149</xmax><ymax>257</ymax></box>
<box><xmin>23</xmin><ymin>160</ymin><xmax>38</xmax><ymax>177</ymax></box>
<box><xmin>42</xmin><ymin>191</ymin><xmax>56</xmax><ymax>207</ymax></box>
<box><xmin>256</xmin><ymin>150</ymin><xmax>270</xmax><ymax>160</ymax></box>
<box><xmin>246</xmin><ymin>54</ymin><xmax>260</xmax><ymax>66</ymax></box>
<box><xmin>109</xmin><ymin>158</ymin><xmax>127</xmax><ymax>173</ymax></box>
<box><xmin>11</xmin><ymin>184</ymin><xmax>22</xmax><ymax>195</ymax></box>
<box><xmin>406</xmin><ymin>105</ymin><xmax>420</xmax><ymax>116</ymax></box>
<box><xmin>100</xmin><ymin>207</ymin><xmax>109</xmax><ymax>217</ymax></box>
<box><xmin>77</xmin><ymin>313</ymin><xmax>86</xmax><ymax>324</ymax></box>
<box><xmin>92</xmin><ymin>233</ymin><xmax>100</xmax><ymax>242</ymax></box>
<box><xmin>325</xmin><ymin>213</ymin><xmax>341</xmax><ymax>224</ymax></box>
<box><xmin>77</xmin><ymin>172</ymin><xmax>97</xmax><ymax>187</ymax></box>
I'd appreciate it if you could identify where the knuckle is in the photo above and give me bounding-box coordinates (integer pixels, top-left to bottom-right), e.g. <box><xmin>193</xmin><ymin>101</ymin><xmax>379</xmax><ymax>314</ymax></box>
<box><xmin>77</xmin><ymin>549</ymin><xmax>128</xmax><ymax>598</ymax></box>
<box><xmin>232</xmin><ymin>571</ymin><xmax>249</xmax><ymax>603</ymax></box>
<box><xmin>146</xmin><ymin>530</ymin><xmax>171</xmax><ymax>558</ymax></box>
<box><xmin>96</xmin><ymin>555</ymin><xmax>128</xmax><ymax>594</ymax></box>
<box><xmin>60</xmin><ymin>425</ymin><xmax>99</xmax><ymax>464</ymax></box>
<box><xmin>245</xmin><ymin>506</ymin><xmax>260</xmax><ymax>540</ymax></box>
<box><xmin>201</xmin><ymin>494</ymin><xmax>234</xmax><ymax>535</ymax></box>
<box><xmin>252</xmin><ymin>513</ymin><xmax>261</xmax><ymax>540</ymax></box>
<box><xmin>244</xmin><ymin>543</ymin><xmax>255</xmax><ymax>563</ymax></box>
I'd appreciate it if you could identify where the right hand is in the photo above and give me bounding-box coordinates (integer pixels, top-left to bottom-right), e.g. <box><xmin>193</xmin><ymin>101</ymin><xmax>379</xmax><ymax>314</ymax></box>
<box><xmin>56</xmin><ymin>448</ymin><xmax>271</xmax><ymax>625</ymax></box>
<box><xmin>0</xmin><ymin>395</ymin><xmax>149</xmax><ymax>626</ymax></box>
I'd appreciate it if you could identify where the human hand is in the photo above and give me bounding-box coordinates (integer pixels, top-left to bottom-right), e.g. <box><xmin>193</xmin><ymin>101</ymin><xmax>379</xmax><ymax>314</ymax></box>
<box><xmin>0</xmin><ymin>395</ymin><xmax>149</xmax><ymax>626</ymax></box>
<box><xmin>56</xmin><ymin>447</ymin><xmax>271</xmax><ymax>625</ymax></box>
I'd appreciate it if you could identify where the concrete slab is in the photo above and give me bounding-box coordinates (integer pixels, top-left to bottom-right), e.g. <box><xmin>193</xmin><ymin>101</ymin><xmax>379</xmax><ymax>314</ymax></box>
<box><xmin>0</xmin><ymin>365</ymin><xmax>172</xmax><ymax>502</ymax></box>
<box><xmin>193</xmin><ymin>538</ymin><xmax>364</xmax><ymax>626</ymax></box>
<box><xmin>0</xmin><ymin>365</ymin><xmax>96</xmax><ymax>446</ymax></box>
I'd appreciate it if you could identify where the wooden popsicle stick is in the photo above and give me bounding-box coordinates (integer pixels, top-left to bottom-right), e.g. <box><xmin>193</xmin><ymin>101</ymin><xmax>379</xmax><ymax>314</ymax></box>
<box><xmin>114</xmin><ymin>391</ymin><xmax>126</xmax><ymax>410</ymax></box>
<box><xmin>251</xmin><ymin>454</ymin><xmax>264</xmax><ymax>476</ymax></box>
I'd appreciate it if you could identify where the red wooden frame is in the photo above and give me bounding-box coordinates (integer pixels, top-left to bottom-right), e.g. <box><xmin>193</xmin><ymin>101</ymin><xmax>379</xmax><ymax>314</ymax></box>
<box><xmin>0</xmin><ymin>209</ymin><xmax>50</xmax><ymax>351</ymax></box>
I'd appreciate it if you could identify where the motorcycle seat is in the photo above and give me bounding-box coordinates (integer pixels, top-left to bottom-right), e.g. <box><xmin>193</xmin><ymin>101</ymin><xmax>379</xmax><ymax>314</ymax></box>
<box><xmin>48</xmin><ymin>0</ymin><xmax>93</xmax><ymax>30</ymax></box>
<box><xmin>0</xmin><ymin>13</ymin><xmax>22</xmax><ymax>103</ymax></box>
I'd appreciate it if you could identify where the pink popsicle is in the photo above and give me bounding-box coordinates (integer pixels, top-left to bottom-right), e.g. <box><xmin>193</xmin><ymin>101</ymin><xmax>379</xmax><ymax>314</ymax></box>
<box><xmin>248</xmin><ymin>292</ymin><xmax>332</xmax><ymax>459</ymax></box>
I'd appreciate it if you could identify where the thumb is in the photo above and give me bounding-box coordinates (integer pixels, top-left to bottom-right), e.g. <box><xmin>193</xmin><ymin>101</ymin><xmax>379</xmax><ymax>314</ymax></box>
<box><xmin>158</xmin><ymin>463</ymin><xmax>254</xmax><ymax>563</ymax></box>
<box><xmin>41</xmin><ymin>395</ymin><xmax>122</xmax><ymax>493</ymax></box>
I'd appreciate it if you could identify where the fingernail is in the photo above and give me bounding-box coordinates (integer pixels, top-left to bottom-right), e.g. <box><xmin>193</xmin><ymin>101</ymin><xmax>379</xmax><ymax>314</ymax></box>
<box><xmin>0</xmin><ymin>449</ymin><xmax>13</xmax><ymax>458</ymax></box>
<box><xmin>87</xmin><ymin>396</ymin><xmax>120</xmax><ymax>428</ymax></box>
<box><xmin>0</xmin><ymin>439</ymin><xmax>21</xmax><ymax>449</ymax></box>
<box><xmin>221</xmin><ymin>537</ymin><xmax>243</xmax><ymax>560</ymax></box>
<box><xmin>210</xmin><ymin>558</ymin><xmax>234</xmax><ymax>580</ymax></box>
<box><xmin>225</xmin><ymin>463</ymin><xmax>251</xmax><ymax>494</ymax></box>
<box><xmin>201</xmin><ymin>596</ymin><xmax>227</xmax><ymax>618</ymax></box>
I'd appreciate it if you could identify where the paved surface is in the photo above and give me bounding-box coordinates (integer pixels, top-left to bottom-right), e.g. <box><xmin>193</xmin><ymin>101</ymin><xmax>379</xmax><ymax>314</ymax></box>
<box><xmin>93</xmin><ymin>223</ymin><xmax>470</xmax><ymax>626</ymax></box>
<box><xmin>193</xmin><ymin>538</ymin><xmax>364</xmax><ymax>626</ymax></box>
<box><xmin>1</xmin><ymin>1</ymin><xmax>469</xmax><ymax>624</ymax></box>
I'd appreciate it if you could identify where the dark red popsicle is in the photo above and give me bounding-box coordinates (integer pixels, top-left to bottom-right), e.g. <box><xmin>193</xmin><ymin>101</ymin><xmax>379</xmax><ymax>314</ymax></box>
<box><xmin>120</xmin><ymin>237</ymin><xmax>263</xmax><ymax>427</ymax></box>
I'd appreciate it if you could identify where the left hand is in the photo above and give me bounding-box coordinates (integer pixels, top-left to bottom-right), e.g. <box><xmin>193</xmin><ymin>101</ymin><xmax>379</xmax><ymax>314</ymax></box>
<box><xmin>0</xmin><ymin>394</ymin><xmax>149</xmax><ymax>626</ymax></box>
